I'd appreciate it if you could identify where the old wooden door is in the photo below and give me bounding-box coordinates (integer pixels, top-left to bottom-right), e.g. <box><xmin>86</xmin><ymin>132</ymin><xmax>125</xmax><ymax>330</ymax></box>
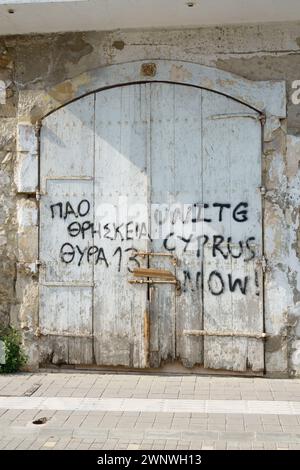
<box><xmin>39</xmin><ymin>82</ymin><xmax>264</xmax><ymax>372</ymax></box>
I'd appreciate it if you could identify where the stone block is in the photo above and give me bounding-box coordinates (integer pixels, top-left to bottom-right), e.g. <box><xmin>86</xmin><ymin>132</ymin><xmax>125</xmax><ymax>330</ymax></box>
<box><xmin>17</xmin><ymin>199</ymin><xmax>38</xmax><ymax>263</ymax></box>
<box><xmin>15</xmin><ymin>124</ymin><xmax>38</xmax><ymax>193</ymax></box>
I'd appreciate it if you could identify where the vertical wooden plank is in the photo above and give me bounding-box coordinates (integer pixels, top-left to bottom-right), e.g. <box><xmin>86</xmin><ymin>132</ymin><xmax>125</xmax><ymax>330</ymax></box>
<box><xmin>173</xmin><ymin>85</ymin><xmax>203</xmax><ymax>367</ymax></box>
<box><xmin>149</xmin><ymin>83</ymin><xmax>176</xmax><ymax>365</ymax></box>
<box><xmin>40</xmin><ymin>95</ymin><xmax>94</xmax><ymax>364</ymax></box>
<box><xmin>202</xmin><ymin>90</ymin><xmax>263</xmax><ymax>372</ymax></box>
<box><xmin>94</xmin><ymin>85</ymin><xmax>149</xmax><ymax>368</ymax></box>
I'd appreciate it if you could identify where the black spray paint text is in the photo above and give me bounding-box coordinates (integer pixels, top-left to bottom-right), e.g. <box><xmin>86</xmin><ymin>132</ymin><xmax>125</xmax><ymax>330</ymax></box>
<box><xmin>59</xmin><ymin>243</ymin><xmax>253</xmax><ymax>296</ymax></box>
<box><xmin>50</xmin><ymin>200</ymin><xmax>249</xmax><ymax>224</ymax></box>
<box><xmin>50</xmin><ymin>198</ymin><xmax>259</xmax><ymax>297</ymax></box>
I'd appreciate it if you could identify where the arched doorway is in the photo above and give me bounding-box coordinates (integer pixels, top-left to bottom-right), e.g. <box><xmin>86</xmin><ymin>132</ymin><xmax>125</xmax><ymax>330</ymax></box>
<box><xmin>39</xmin><ymin>81</ymin><xmax>264</xmax><ymax>372</ymax></box>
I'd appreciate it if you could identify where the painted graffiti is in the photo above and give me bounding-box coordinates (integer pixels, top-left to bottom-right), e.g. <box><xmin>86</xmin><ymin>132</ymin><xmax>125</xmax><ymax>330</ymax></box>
<box><xmin>50</xmin><ymin>199</ymin><xmax>249</xmax><ymax>225</ymax></box>
<box><xmin>49</xmin><ymin>198</ymin><xmax>260</xmax><ymax>296</ymax></box>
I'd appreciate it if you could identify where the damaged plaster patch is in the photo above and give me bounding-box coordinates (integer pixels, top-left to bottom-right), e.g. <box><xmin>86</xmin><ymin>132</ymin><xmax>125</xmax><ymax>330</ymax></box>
<box><xmin>46</xmin><ymin>73</ymin><xmax>90</xmax><ymax>109</ymax></box>
<box><xmin>55</xmin><ymin>35</ymin><xmax>93</xmax><ymax>65</ymax></box>
<box><xmin>15</xmin><ymin>33</ymin><xmax>94</xmax><ymax>90</ymax></box>
<box><xmin>48</xmin><ymin>81</ymin><xmax>74</xmax><ymax>103</ymax></box>
<box><xmin>215</xmin><ymin>55</ymin><xmax>300</xmax><ymax>134</ymax></box>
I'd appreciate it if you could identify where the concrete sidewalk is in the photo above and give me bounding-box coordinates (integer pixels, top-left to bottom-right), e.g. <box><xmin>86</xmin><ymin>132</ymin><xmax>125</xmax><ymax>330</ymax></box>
<box><xmin>0</xmin><ymin>372</ymin><xmax>300</xmax><ymax>450</ymax></box>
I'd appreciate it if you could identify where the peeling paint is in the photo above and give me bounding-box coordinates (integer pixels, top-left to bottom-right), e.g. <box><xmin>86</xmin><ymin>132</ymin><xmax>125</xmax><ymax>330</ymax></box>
<box><xmin>170</xmin><ymin>64</ymin><xmax>192</xmax><ymax>82</ymax></box>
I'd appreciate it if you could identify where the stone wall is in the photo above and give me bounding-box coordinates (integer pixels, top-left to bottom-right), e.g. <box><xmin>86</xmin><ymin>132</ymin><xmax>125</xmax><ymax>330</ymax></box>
<box><xmin>0</xmin><ymin>21</ymin><xmax>300</xmax><ymax>375</ymax></box>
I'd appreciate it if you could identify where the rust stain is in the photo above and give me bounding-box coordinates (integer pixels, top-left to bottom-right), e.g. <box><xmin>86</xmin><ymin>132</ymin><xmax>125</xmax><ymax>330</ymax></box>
<box><xmin>133</xmin><ymin>267</ymin><xmax>175</xmax><ymax>280</ymax></box>
<box><xmin>141</xmin><ymin>63</ymin><xmax>157</xmax><ymax>77</ymax></box>
<box><xmin>112</xmin><ymin>40</ymin><xmax>125</xmax><ymax>50</ymax></box>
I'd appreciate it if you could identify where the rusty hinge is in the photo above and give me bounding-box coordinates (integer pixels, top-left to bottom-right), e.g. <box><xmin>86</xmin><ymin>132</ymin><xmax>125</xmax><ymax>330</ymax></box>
<box><xmin>259</xmin><ymin>113</ymin><xmax>266</xmax><ymax>126</ymax></box>
<box><xmin>34</xmin><ymin>120</ymin><xmax>42</xmax><ymax>138</ymax></box>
